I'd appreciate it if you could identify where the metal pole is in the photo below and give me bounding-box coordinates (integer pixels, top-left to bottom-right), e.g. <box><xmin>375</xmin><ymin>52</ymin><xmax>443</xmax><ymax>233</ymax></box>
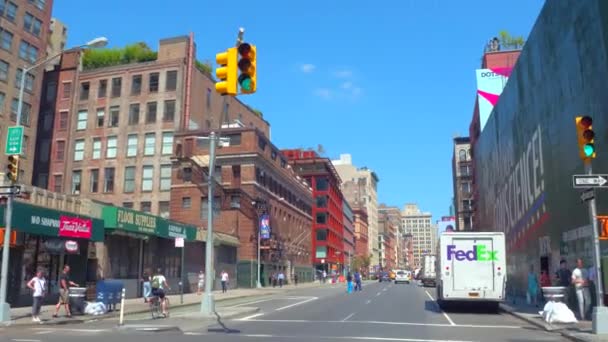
<box><xmin>257</xmin><ymin>211</ymin><xmax>262</xmax><ymax>288</ymax></box>
<box><xmin>201</xmin><ymin>132</ymin><xmax>216</xmax><ymax>315</ymax></box>
<box><xmin>119</xmin><ymin>287</ymin><xmax>126</xmax><ymax>325</ymax></box>
<box><xmin>586</xmin><ymin>163</ymin><xmax>604</xmax><ymax>307</ymax></box>
<box><xmin>0</xmin><ymin>195</ymin><xmax>14</xmax><ymax>322</ymax></box>
<box><xmin>180</xmin><ymin>244</ymin><xmax>185</xmax><ymax>305</ymax></box>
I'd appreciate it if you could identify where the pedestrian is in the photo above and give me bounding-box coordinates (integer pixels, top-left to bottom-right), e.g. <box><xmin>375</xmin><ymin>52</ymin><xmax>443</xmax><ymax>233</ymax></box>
<box><xmin>293</xmin><ymin>273</ymin><xmax>298</xmax><ymax>286</ymax></box>
<box><xmin>346</xmin><ymin>272</ymin><xmax>353</xmax><ymax>293</ymax></box>
<box><xmin>572</xmin><ymin>258</ymin><xmax>591</xmax><ymax>320</ymax></box>
<box><xmin>221</xmin><ymin>270</ymin><xmax>229</xmax><ymax>293</ymax></box>
<box><xmin>354</xmin><ymin>271</ymin><xmax>362</xmax><ymax>291</ymax></box>
<box><xmin>197</xmin><ymin>270</ymin><xmax>205</xmax><ymax>295</ymax></box>
<box><xmin>539</xmin><ymin>270</ymin><xmax>551</xmax><ymax>303</ymax></box>
<box><xmin>53</xmin><ymin>265</ymin><xmax>78</xmax><ymax>318</ymax></box>
<box><xmin>278</xmin><ymin>272</ymin><xmax>285</xmax><ymax>288</ymax></box>
<box><xmin>27</xmin><ymin>268</ymin><xmax>46</xmax><ymax>323</ymax></box>
<box><xmin>526</xmin><ymin>264</ymin><xmax>539</xmax><ymax>307</ymax></box>
<box><xmin>322</xmin><ymin>270</ymin><xmax>327</xmax><ymax>284</ymax></box>
<box><xmin>555</xmin><ymin>260</ymin><xmax>572</xmax><ymax>307</ymax></box>
<box><xmin>142</xmin><ymin>270</ymin><xmax>151</xmax><ymax>303</ymax></box>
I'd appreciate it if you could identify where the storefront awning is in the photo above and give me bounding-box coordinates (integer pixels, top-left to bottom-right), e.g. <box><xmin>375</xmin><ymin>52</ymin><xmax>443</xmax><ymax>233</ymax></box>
<box><xmin>0</xmin><ymin>201</ymin><xmax>104</xmax><ymax>241</ymax></box>
<box><xmin>102</xmin><ymin>206</ymin><xmax>197</xmax><ymax>241</ymax></box>
<box><xmin>196</xmin><ymin>229</ymin><xmax>240</xmax><ymax>247</ymax></box>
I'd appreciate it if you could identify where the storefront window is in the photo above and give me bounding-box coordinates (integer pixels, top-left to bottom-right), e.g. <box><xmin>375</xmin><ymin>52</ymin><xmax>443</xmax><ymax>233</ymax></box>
<box><xmin>107</xmin><ymin>234</ymin><xmax>140</xmax><ymax>279</ymax></box>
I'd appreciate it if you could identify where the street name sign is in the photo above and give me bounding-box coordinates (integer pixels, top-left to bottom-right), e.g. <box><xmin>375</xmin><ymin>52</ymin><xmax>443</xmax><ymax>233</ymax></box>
<box><xmin>0</xmin><ymin>185</ymin><xmax>21</xmax><ymax>196</ymax></box>
<box><xmin>5</xmin><ymin>126</ymin><xmax>23</xmax><ymax>155</ymax></box>
<box><xmin>581</xmin><ymin>189</ymin><xmax>595</xmax><ymax>202</ymax></box>
<box><xmin>573</xmin><ymin>174</ymin><xmax>608</xmax><ymax>188</ymax></box>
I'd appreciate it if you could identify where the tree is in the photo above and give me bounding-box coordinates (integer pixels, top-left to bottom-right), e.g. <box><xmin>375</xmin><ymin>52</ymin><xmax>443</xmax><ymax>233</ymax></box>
<box><xmin>195</xmin><ymin>60</ymin><xmax>214</xmax><ymax>79</ymax></box>
<box><xmin>82</xmin><ymin>42</ymin><xmax>157</xmax><ymax>70</ymax></box>
<box><xmin>351</xmin><ymin>254</ymin><xmax>372</xmax><ymax>273</ymax></box>
<box><xmin>498</xmin><ymin>30</ymin><xmax>525</xmax><ymax>50</ymax></box>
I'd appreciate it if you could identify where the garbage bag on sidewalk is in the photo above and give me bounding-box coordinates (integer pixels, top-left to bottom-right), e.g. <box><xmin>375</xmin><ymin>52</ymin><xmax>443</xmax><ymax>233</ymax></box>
<box><xmin>84</xmin><ymin>302</ymin><xmax>108</xmax><ymax>316</ymax></box>
<box><xmin>540</xmin><ymin>301</ymin><xmax>578</xmax><ymax>324</ymax></box>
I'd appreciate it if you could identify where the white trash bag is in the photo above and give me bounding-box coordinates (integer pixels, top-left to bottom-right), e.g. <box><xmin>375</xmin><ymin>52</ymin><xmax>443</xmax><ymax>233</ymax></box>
<box><xmin>84</xmin><ymin>301</ymin><xmax>108</xmax><ymax>316</ymax></box>
<box><xmin>540</xmin><ymin>301</ymin><xmax>578</xmax><ymax>324</ymax></box>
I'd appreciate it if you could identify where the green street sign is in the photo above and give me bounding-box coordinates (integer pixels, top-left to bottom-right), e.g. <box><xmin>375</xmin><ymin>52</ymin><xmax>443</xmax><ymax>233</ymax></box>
<box><xmin>5</xmin><ymin>126</ymin><xmax>23</xmax><ymax>155</ymax></box>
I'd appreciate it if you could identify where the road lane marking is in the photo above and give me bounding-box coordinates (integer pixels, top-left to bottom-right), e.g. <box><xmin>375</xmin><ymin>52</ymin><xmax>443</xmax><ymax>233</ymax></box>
<box><xmin>365</xmin><ymin>299</ymin><xmax>372</xmax><ymax>304</ymax></box>
<box><xmin>12</xmin><ymin>340</ymin><xmax>41</xmax><ymax>342</ymax></box>
<box><xmin>342</xmin><ymin>312</ymin><xmax>356</xmax><ymax>321</ymax></box>
<box><xmin>425</xmin><ymin>290</ymin><xmax>455</xmax><ymax>326</ymax></box>
<box><xmin>275</xmin><ymin>297</ymin><xmax>318</xmax><ymax>311</ymax></box>
<box><xmin>227</xmin><ymin>298</ymin><xmax>275</xmax><ymax>308</ymax></box>
<box><xmin>239</xmin><ymin>319</ymin><xmax>521</xmax><ymax>329</ymax></box>
<box><xmin>185</xmin><ymin>332</ymin><xmax>473</xmax><ymax>342</ymax></box>
<box><xmin>239</xmin><ymin>313</ymin><xmax>265</xmax><ymax>321</ymax></box>
<box><xmin>376</xmin><ymin>292</ymin><xmax>382</xmax><ymax>296</ymax></box>
<box><xmin>383</xmin><ymin>288</ymin><xmax>388</xmax><ymax>292</ymax></box>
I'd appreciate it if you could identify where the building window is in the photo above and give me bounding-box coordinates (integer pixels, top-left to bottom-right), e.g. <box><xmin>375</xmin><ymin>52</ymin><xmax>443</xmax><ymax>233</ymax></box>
<box><xmin>76</xmin><ymin>110</ymin><xmax>87</xmax><ymax>130</ymax></box>
<box><xmin>71</xmin><ymin>170</ymin><xmax>82</xmax><ymax>194</ymax></box>
<box><xmin>459</xmin><ymin>164</ymin><xmax>470</xmax><ymax>176</ymax></box>
<box><xmin>123</xmin><ymin>202</ymin><xmax>133</xmax><ymax>209</ymax></box>
<box><xmin>15</xmin><ymin>68</ymin><xmax>35</xmax><ymax>92</ymax></box>
<box><xmin>159</xmin><ymin>201</ymin><xmax>170</xmax><ymax>218</ymax></box>
<box><xmin>142</xmin><ymin>166</ymin><xmax>154</xmax><ymax>191</ymax></box>
<box><xmin>258</xmin><ymin>136</ymin><xmax>267</xmax><ymax>151</ymax></box>
<box><xmin>146</xmin><ymin>102</ymin><xmax>157</xmax><ymax>123</ymax></box>
<box><xmin>459</xmin><ymin>149</ymin><xmax>467</xmax><ymax>161</ymax></box>
<box><xmin>128</xmin><ymin>104</ymin><xmax>139</xmax><ymax>125</ymax></box>
<box><xmin>166</xmin><ymin>70</ymin><xmax>177</xmax><ymax>91</ymax></box>
<box><xmin>315</xmin><ymin>246</ymin><xmax>327</xmax><ymax>258</ymax></box>
<box><xmin>149</xmin><ymin>72</ymin><xmax>159</xmax><ymax>92</ymax></box>
<box><xmin>53</xmin><ymin>175</ymin><xmax>63</xmax><ymax>192</ymax></box>
<box><xmin>316</xmin><ymin>178</ymin><xmax>329</xmax><ymax>191</ymax></box>
<box><xmin>163</xmin><ymin>100</ymin><xmax>175</xmax><ymax>122</ymax></box>
<box><xmin>45</xmin><ymin>82</ymin><xmax>57</xmax><ymax>103</ymax></box>
<box><xmin>0</xmin><ymin>29</ymin><xmax>13</xmax><ymax>51</ymax></box>
<box><xmin>74</xmin><ymin>139</ymin><xmax>85</xmax><ymax>161</ymax></box>
<box><xmin>461</xmin><ymin>182</ymin><xmax>471</xmax><ymax>194</ymax></box>
<box><xmin>131</xmin><ymin>74</ymin><xmax>142</xmax><ymax>95</ymax></box>
<box><xmin>141</xmin><ymin>202</ymin><xmax>152</xmax><ymax>213</ymax></box>
<box><xmin>4</xmin><ymin>1</ymin><xmax>17</xmax><ymax>20</ymax></box>
<box><xmin>0</xmin><ymin>60</ymin><xmax>8</xmax><ymax>81</ymax></box>
<box><xmin>23</xmin><ymin>12</ymin><xmax>42</xmax><ymax>36</ymax></box>
<box><xmin>316</xmin><ymin>229</ymin><xmax>328</xmax><ymax>241</ymax></box>
<box><xmin>200</xmin><ymin>196</ymin><xmax>220</xmax><ymax>221</ymax></box>
<box><xmin>111</xmin><ymin>77</ymin><xmax>122</xmax><ymax>97</ymax></box>
<box><xmin>89</xmin><ymin>169</ymin><xmax>99</xmax><ymax>193</ymax></box>
<box><xmin>316</xmin><ymin>196</ymin><xmax>328</xmax><ymax>208</ymax></box>
<box><xmin>127</xmin><ymin>134</ymin><xmax>137</xmax><ymax>157</ymax></box>
<box><xmin>206</xmin><ymin>88</ymin><xmax>211</xmax><ymax>109</ymax></box>
<box><xmin>96</xmin><ymin>108</ymin><xmax>104</xmax><ymax>127</ymax></box>
<box><xmin>181</xmin><ymin>197</ymin><xmax>191</xmax><ymax>209</ymax></box>
<box><xmin>10</xmin><ymin>98</ymin><xmax>31</xmax><ymax>125</ymax></box>
<box><xmin>104</xmin><ymin>167</ymin><xmax>115</xmax><ymax>192</ymax></box>
<box><xmin>316</xmin><ymin>212</ymin><xmax>327</xmax><ymax>224</ymax></box>
<box><xmin>62</xmin><ymin>82</ymin><xmax>71</xmax><ymax>99</ymax></box>
<box><xmin>18</xmin><ymin>40</ymin><xmax>38</xmax><ymax>63</ymax></box>
<box><xmin>123</xmin><ymin>166</ymin><xmax>135</xmax><ymax>193</ymax></box>
<box><xmin>0</xmin><ymin>92</ymin><xmax>4</xmax><ymax>111</ymax></box>
<box><xmin>98</xmin><ymin>79</ymin><xmax>107</xmax><ymax>98</ymax></box>
<box><xmin>79</xmin><ymin>82</ymin><xmax>90</xmax><ymax>100</ymax></box>
<box><xmin>106</xmin><ymin>136</ymin><xmax>117</xmax><ymax>158</ymax></box>
<box><xmin>144</xmin><ymin>133</ymin><xmax>155</xmax><ymax>156</ymax></box>
<box><xmin>109</xmin><ymin>106</ymin><xmax>119</xmax><ymax>127</ymax></box>
<box><xmin>160</xmin><ymin>164</ymin><xmax>171</xmax><ymax>191</ymax></box>
<box><xmin>92</xmin><ymin>138</ymin><xmax>101</xmax><ymax>159</ymax></box>
<box><xmin>55</xmin><ymin>141</ymin><xmax>65</xmax><ymax>161</ymax></box>
<box><xmin>58</xmin><ymin>111</ymin><xmax>68</xmax><ymax>130</ymax></box>
<box><xmin>29</xmin><ymin>0</ymin><xmax>46</xmax><ymax>10</ymax></box>
<box><xmin>161</xmin><ymin>132</ymin><xmax>173</xmax><ymax>155</ymax></box>
<box><xmin>226</xmin><ymin>133</ymin><xmax>241</xmax><ymax>145</ymax></box>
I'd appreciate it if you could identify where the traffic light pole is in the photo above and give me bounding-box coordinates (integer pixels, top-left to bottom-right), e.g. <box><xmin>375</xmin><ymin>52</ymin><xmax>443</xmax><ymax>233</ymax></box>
<box><xmin>0</xmin><ymin>193</ymin><xmax>14</xmax><ymax>322</ymax></box>
<box><xmin>586</xmin><ymin>163</ymin><xmax>608</xmax><ymax>334</ymax></box>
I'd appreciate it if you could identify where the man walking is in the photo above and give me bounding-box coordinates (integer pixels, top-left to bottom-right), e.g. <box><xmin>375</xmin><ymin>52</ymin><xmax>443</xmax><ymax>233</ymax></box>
<box><xmin>572</xmin><ymin>258</ymin><xmax>591</xmax><ymax>320</ymax></box>
<box><xmin>354</xmin><ymin>271</ymin><xmax>362</xmax><ymax>291</ymax></box>
<box><xmin>221</xmin><ymin>270</ymin><xmax>229</xmax><ymax>293</ymax></box>
<box><xmin>53</xmin><ymin>265</ymin><xmax>78</xmax><ymax>318</ymax></box>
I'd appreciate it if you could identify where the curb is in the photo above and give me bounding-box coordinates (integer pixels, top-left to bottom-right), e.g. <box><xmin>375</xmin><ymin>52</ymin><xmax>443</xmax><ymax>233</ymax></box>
<box><xmin>499</xmin><ymin>304</ymin><xmax>586</xmax><ymax>342</ymax></box>
<box><xmin>116</xmin><ymin>324</ymin><xmax>182</xmax><ymax>333</ymax></box>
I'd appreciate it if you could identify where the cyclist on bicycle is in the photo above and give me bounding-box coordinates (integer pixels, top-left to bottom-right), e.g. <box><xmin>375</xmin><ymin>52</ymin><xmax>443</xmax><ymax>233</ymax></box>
<box><xmin>151</xmin><ymin>268</ymin><xmax>170</xmax><ymax>317</ymax></box>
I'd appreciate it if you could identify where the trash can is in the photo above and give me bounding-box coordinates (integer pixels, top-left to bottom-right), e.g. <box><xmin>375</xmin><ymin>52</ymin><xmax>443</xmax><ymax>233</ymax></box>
<box><xmin>69</xmin><ymin>287</ymin><xmax>87</xmax><ymax>315</ymax></box>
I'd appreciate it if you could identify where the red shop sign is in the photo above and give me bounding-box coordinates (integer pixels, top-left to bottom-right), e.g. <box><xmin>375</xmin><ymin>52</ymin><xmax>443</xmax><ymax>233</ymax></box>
<box><xmin>59</xmin><ymin>216</ymin><xmax>92</xmax><ymax>239</ymax></box>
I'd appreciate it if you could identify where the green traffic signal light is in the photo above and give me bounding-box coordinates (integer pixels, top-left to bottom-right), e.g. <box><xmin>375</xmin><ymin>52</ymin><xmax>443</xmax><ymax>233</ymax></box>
<box><xmin>584</xmin><ymin>144</ymin><xmax>595</xmax><ymax>157</ymax></box>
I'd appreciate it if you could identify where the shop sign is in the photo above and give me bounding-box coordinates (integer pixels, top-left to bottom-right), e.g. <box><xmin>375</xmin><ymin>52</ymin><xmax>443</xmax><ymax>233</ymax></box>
<box><xmin>103</xmin><ymin>206</ymin><xmax>197</xmax><ymax>241</ymax></box>
<box><xmin>65</xmin><ymin>240</ymin><xmax>79</xmax><ymax>253</ymax></box>
<box><xmin>59</xmin><ymin>216</ymin><xmax>92</xmax><ymax>239</ymax></box>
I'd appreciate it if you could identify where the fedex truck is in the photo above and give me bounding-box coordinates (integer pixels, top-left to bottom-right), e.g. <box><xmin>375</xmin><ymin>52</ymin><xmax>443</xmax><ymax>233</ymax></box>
<box><xmin>435</xmin><ymin>232</ymin><xmax>506</xmax><ymax>311</ymax></box>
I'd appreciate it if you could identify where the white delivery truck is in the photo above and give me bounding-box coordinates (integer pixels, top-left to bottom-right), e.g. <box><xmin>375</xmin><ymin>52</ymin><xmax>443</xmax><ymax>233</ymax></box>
<box><xmin>435</xmin><ymin>231</ymin><xmax>506</xmax><ymax>311</ymax></box>
<box><xmin>421</xmin><ymin>255</ymin><xmax>437</xmax><ymax>287</ymax></box>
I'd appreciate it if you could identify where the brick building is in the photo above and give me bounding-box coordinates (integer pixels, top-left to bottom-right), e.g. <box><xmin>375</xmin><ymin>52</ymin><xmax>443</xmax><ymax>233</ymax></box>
<box><xmin>172</xmin><ymin>129</ymin><xmax>314</xmax><ymax>288</ymax></box>
<box><xmin>34</xmin><ymin>35</ymin><xmax>268</xmax><ymax>217</ymax></box>
<box><xmin>0</xmin><ymin>0</ymin><xmax>54</xmax><ymax>183</ymax></box>
<box><xmin>452</xmin><ymin>136</ymin><xmax>472</xmax><ymax>231</ymax></box>
<box><xmin>282</xmin><ymin>149</ymin><xmax>346</xmax><ymax>275</ymax></box>
<box><xmin>343</xmin><ymin>200</ymin><xmax>355</xmax><ymax>272</ymax></box>
<box><xmin>352</xmin><ymin>206</ymin><xmax>369</xmax><ymax>258</ymax></box>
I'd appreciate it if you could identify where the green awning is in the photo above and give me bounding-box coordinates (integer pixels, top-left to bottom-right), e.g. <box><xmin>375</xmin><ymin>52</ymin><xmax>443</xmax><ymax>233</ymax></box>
<box><xmin>102</xmin><ymin>206</ymin><xmax>197</xmax><ymax>241</ymax></box>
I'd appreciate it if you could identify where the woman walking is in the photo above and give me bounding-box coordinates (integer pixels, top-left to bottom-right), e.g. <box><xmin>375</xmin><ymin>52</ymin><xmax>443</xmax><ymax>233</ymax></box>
<box><xmin>527</xmin><ymin>264</ymin><xmax>539</xmax><ymax>307</ymax></box>
<box><xmin>27</xmin><ymin>269</ymin><xmax>46</xmax><ymax>323</ymax></box>
<box><xmin>197</xmin><ymin>270</ymin><xmax>205</xmax><ymax>295</ymax></box>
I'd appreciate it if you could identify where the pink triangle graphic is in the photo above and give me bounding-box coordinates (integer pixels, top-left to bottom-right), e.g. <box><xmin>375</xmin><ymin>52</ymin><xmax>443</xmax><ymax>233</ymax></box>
<box><xmin>478</xmin><ymin>90</ymin><xmax>500</xmax><ymax>106</ymax></box>
<box><xmin>489</xmin><ymin>67</ymin><xmax>513</xmax><ymax>77</ymax></box>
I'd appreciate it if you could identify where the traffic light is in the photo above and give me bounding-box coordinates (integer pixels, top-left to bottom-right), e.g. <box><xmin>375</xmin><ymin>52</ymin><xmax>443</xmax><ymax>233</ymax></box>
<box><xmin>215</xmin><ymin>47</ymin><xmax>238</xmax><ymax>95</ymax></box>
<box><xmin>6</xmin><ymin>155</ymin><xmax>19</xmax><ymax>182</ymax></box>
<box><xmin>237</xmin><ymin>43</ymin><xmax>256</xmax><ymax>94</ymax></box>
<box><xmin>575</xmin><ymin>116</ymin><xmax>596</xmax><ymax>161</ymax></box>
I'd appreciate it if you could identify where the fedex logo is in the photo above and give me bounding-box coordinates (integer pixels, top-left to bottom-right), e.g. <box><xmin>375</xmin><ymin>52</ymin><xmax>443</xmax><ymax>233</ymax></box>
<box><xmin>447</xmin><ymin>245</ymin><xmax>498</xmax><ymax>261</ymax></box>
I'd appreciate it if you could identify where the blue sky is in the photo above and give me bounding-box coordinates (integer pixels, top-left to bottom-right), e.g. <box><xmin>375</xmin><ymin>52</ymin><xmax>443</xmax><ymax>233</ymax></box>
<box><xmin>54</xmin><ymin>0</ymin><xmax>545</xmax><ymax>221</ymax></box>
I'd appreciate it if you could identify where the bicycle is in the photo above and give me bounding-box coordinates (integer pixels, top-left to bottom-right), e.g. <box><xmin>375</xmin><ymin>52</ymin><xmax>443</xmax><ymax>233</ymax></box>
<box><xmin>149</xmin><ymin>296</ymin><xmax>170</xmax><ymax>319</ymax></box>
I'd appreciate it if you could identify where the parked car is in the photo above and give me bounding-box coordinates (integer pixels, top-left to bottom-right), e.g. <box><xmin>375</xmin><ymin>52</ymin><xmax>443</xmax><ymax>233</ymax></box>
<box><xmin>394</xmin><ymin>270</ymin><xmax>411</xmax><ymax>284</ymax></box>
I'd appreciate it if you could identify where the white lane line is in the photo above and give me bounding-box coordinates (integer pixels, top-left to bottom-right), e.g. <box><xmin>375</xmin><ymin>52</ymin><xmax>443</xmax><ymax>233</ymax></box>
<box><xmin>227</xmin><ymin>298</ymin><xmax>275</xmax><ymax>308</ymax></box>
<box><xmin>425</xmin><ymin>290</ymin><xmax>455</xmax><ymax>326</ymax></box>
<box><xmin>342</xmin><ymin>312</ymin><xmax>356</xmax><ymax>321</ymax></box>
<box><xmin>240</xmin><ymin>319</ymin><xmax>521</xmax><ymax>329</ymax></box>
<box><xmin>365</xmin><ymin>299</ymin><xmax>372</xmax><ymax>304</ymax></box>
<box><xmin>34</xmin><ymin>331</ymin><xmax>53</xmax><ymax>335</ymax></box>
<box><xmin>12</xmin><ymin>340</ymin><xmax>41</xmax><ymax>342</ymax></box>
<box><xmin>184</xmin><ymin>332</ymin><xmax>473</xmax><ymax>342</ymax></box>
<box><xmin>239</xmin><ymin>313</ymin><xmax>265</xmax><ymax>321</ymax></box>
<box><xmin>275</xmin><ymin>297</ymin><xmax>318</xmax><ymax>311</ymax></box>
<box><xmin>376</xmin><ymin>292</ymin><xmax>382</xmax><ymax>297</ymax></box>
<box><xmin>32</xmin><ymin>328</ymin><xmax>108</xmax><ymax>333</ymax></box>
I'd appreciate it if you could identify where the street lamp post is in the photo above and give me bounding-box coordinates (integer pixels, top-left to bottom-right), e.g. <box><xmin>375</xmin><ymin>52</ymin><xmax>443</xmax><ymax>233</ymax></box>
<box><xmin>0</xmin><ymin>36</ymin><xmax>108</xmax><ymax>323</ymax></box>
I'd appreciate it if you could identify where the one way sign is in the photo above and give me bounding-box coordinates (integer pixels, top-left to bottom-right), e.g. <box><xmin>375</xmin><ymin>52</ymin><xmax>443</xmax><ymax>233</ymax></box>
<box><xmin>573</xmin><ymin>174</ymin><xmax>608</xmax><ymax>188</ymax></box>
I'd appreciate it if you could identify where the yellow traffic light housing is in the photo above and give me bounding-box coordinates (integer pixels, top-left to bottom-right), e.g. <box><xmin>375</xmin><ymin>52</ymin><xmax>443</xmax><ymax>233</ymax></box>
<box><xmin>237</xmin><ymin>43</ymin><xmax>256</xmax><ymax>94</ymax></box>
<box><xmin>6</xmin><ymin>155</ymin><xmax>19</xmax><ymax>182</ymax></box>
<box><xmin>215</xmin><ymin>47</ymin><xmax>238</xmax><ymax>95</ymax></box>
<box><xmin>575</xmin><ymin>116</ymin><xmax>596</xmax><ymax>162</ymax></box>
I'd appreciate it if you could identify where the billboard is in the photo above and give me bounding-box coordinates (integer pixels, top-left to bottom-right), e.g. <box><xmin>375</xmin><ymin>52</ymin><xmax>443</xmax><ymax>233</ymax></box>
<box><xmin>259</xmin><ymin>214</ymin><xmax>271</xmax><ymax>239</ymax></box>
<box><xmin>475</xmin><ymin>67</ymin><xmax>513</xmax><ymax>132</ymax></box>
<box><xmin>437</xmin><ymin>216</ymin><xmax>456</xmax><ymax>233</ymax></box>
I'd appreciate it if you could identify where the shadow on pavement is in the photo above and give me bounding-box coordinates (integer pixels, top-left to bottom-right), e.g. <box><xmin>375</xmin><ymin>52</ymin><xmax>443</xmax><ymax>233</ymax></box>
<box><xmin>424</xmin><ymin>300</ymin><xmax>442</xmax><ymax>313</ymax></box>
<box><xmin>207</xmin><ymin>310</ymin><xmax>241</xmax><ymax>334</ymax></box>
<box><xmin>441</xmin><ymin>302</ymin><xmax>501</xmax><ymax>315</ymax></box>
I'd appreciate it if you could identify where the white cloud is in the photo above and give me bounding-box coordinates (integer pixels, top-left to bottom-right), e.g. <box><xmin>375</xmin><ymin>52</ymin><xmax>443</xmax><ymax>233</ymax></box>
<box><xmin>333</xmin><ymin>69</ymin><xmax>353</xmax><ymax>78</ymax></box>
<box><xmin>341</xmin><ymin>81</ymin><xmax>353</xmax><ymax>89</ymax></box>
<box><xmin>313</xmin><ymin>88</ymin><xmax>332</xmax><ymax>99</ymax></box>
<box><xmin>300</xmin><ymin>64</ymin><xmax>316</xmax><ymax>73</ymax></box>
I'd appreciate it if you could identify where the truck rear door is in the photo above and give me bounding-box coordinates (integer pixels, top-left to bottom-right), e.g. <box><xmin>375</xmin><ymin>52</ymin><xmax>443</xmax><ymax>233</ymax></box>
<box><xmin>450</xmin><ymin>237</ymin><xmax>495</xmax><ymax>292</ymax></box>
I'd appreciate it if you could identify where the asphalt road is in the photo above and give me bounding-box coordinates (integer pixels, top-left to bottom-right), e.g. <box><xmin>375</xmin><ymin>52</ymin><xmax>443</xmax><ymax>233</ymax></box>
<box><xmin>1</xmin><ymin>281</ymin><xmax>568</xmax><ymax>342</ymax></box>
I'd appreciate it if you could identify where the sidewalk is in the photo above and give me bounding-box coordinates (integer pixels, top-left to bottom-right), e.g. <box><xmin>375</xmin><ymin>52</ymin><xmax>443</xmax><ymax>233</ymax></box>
<box><xmin>500</xmin><ymin>299</ymin><xmax>605</xmax><ymax>342</ymax></box>
<box><xmin>5</xmin><ymin>280</ymin><xmax>326</xmax><ymax>327</ymax></box>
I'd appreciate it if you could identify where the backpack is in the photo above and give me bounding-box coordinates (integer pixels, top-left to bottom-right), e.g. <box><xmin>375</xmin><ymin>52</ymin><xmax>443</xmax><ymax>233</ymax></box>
<box><xmin>151</xmin><ymin>276</ymin><xmax>161</xmax><ymax>289</ymax></box>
